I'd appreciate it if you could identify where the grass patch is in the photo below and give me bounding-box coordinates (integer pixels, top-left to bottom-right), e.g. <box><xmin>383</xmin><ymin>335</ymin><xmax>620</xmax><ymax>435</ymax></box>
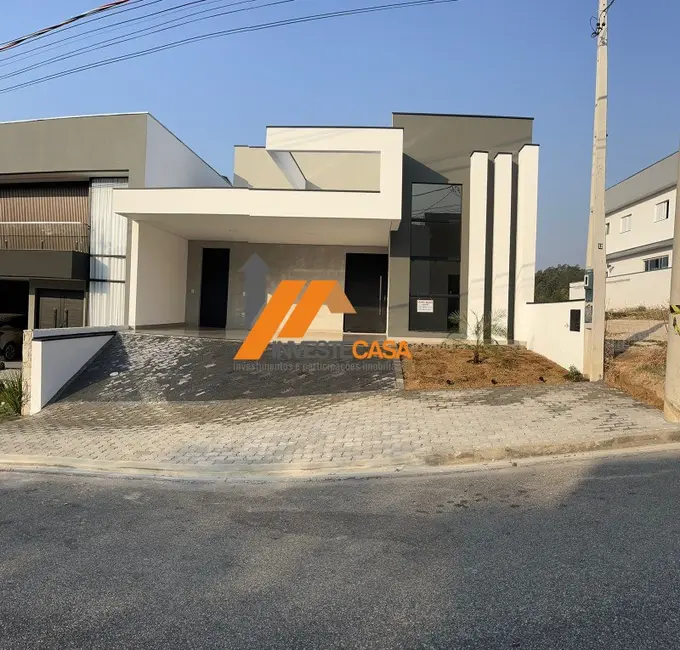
<box><xmin>606</xmin><ymin>343</ymin><xmax>667</xmax><ymax>409</ymax></box>
<box><xmin>606</xmin><ymin>305</ymin><xmax>667</xmax><ymax>321</ymax></box>
<box><xmin>0</xmin><ymin>371</ymin><xmax>23</xmax><ymax>417</ymax></box>
<box><xmin>402</xmin><ymin>343</ymin><xmax>571</xmax><ymax>390</ymax></box>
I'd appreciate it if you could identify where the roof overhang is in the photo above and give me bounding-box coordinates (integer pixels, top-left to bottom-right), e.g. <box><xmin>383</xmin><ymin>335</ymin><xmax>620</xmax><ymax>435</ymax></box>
<box><xmin>114</xmin><ymin>187</ymin><xmax>398</xmax><ymax>246</ymax></box>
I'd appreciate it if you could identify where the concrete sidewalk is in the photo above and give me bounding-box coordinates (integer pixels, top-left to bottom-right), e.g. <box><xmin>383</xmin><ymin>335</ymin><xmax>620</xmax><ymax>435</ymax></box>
<box><xmin>1</xmin><ymin>383</ymin><xmax>678</xmax><ymax>479</ymax></box>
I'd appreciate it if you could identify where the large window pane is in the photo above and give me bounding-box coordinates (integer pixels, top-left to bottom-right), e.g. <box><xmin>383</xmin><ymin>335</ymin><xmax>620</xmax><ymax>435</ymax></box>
<box><xmin>410</xmin><ymin>260</ymin><xmax>460</xmax><ymax>297</ymax></box>
<box><xmin>411</xmin><ymin>183</ymin><xmax>462</xmax><ymax>219</ymax></box>
<box><xmin>410</xmin><ymin>217</ymin><xmax>461</xmax><ymax>259</ymax></box>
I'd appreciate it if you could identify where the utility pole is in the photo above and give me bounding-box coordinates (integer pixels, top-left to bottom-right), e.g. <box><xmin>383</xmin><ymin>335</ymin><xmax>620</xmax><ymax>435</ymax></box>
<box><xmin>583</xmin><ymin>0</ymin><xmax>610</xmax><ymax>381</ymax></box>
<box><xmin>663</xmin><ymin>147</ymin><xmax>680</xmax><ymax>421</ymax></box>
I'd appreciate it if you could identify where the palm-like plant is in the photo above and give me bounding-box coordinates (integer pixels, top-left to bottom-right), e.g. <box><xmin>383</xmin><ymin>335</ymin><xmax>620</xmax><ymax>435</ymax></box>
<box><xmin>448</xmin><ymin>310</ymin><xmax>508</xmax><ymax>364</ymax></box>
<box><xmin>0</xmin><ymin>371</ymin><xmax>23</xmax><ymax>417</ymax></box>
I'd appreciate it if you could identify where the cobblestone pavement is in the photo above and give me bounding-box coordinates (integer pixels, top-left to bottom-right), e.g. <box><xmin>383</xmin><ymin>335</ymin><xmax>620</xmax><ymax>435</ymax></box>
<box><xmin>60</xmin><ymin>333</ymin><xmax>396</xmax><ymax>401</ymax></box>
<box><xmin>1</xmin><ymin>383</ymin><xmax>677</xmax><ymax>471</ymax></box>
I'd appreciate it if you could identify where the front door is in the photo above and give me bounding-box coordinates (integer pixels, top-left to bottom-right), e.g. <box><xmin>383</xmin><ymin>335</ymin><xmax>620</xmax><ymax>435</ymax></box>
<box><xmin>36</xmin><ymin>289</ymin><xmax>85</xmax><ymax>329</ymax></box>
<box><xmin>199</xmin><ymin>248</ymin><xmax>230</xmax><ymax>328</ymax></box>
<box><xmin>343</xmin><ymin>253</ymin><xmax>388</xmax><ymax>333</ymax></box>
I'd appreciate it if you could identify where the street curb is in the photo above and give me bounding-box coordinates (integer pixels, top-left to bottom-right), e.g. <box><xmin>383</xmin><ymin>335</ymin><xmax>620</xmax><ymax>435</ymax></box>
<box><xmin>1</xmin><ymin>427</ymin><xmax>680</xmax><ymax>482</ymax></box>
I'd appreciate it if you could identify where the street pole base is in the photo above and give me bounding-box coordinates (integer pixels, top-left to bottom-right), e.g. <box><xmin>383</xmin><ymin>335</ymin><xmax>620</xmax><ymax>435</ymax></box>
<box><xmin>664</xmin><ymin>399</ymin><xmax>680</xmax><ymax>423</ymax></box>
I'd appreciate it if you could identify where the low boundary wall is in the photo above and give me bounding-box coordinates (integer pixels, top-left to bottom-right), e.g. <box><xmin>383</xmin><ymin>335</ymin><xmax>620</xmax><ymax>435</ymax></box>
<box><xmin>22</xmin><ymin>327</ymin><xmax>120</xmax><ymax>415</ymax></box>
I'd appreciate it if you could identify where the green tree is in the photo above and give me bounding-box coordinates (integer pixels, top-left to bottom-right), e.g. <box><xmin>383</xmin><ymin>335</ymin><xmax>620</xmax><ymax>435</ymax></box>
<box><xmin>534</xmin><ymin>264</ymin><xmax>584</xmax><ymax>303</ymax></box>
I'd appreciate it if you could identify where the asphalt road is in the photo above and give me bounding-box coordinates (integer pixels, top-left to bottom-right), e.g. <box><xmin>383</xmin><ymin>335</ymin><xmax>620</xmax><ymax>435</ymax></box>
<box><xmin>2</xmin><ymin>451</ymin><xmax>680</xmax><ymax>649</ymax></box>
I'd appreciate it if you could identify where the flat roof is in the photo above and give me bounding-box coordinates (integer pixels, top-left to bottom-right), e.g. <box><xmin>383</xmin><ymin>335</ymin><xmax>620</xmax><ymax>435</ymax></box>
<box><xmin>392</xmin><ymin>111</ymin><xmax>534</xmax><ymax>121</ymax></box>
<box><xmin>606</xmin><ymin>151</ymin><xmax>679</xmax><ymax>214</ymax></box>
<box><xmin>0</xmin><ymin>112</ymin><xmax>149</xmax><ymax>126</ymax></box>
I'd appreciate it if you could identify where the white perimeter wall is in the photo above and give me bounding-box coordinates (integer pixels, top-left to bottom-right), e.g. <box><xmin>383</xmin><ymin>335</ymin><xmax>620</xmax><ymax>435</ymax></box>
<box><xmin>28</xmin><ymin>329</ymin><xmax>114</xmax><ymax>414</ymax></box>
<box><xmin>525</xmin><ymin>301</ymin><xmax>585</xmax><ymax>372</ymax></box>
<box><xmin>129</xmin><ymin>221</ymin><xmax>188</xmax><ymax>327</ymax></box>
<box><xmin>144</xmin><ymin>116</ymin><xmax>229</xmax><ymax>188</ymax></box>
<box><xmin>570</xmin><ymin>265</ymin><xmax>672</xmax><ymax>309</ymax></box>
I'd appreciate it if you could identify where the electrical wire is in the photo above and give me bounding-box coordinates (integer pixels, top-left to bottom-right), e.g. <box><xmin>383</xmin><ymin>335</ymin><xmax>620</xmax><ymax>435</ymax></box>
<box><xmin>0</xmin><ymin>0</ymin><xmax>139</xmax><ymax>52</ymax></box>
<box><xmin>0</xmin><ymin>0</ymin><xmax>287</xmax><ymax>82</ymax></box>
<box><xmin>0</xmin><ymin>0</ymin><xmax>236</xmax><ymax>68</ymax></box>
<box><xmin>0</xmin><ymin>0</ymin><xmax>458</xmax><ymax>95</ymax></box>
<box><xmin>411</xmin><ymin>185</ymin><xmax>458</xmax><ymax>218</ymax></box>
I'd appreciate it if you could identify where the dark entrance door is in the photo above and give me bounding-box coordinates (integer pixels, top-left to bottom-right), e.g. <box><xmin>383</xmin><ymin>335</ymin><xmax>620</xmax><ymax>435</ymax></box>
<box><xmin>199</xmin><ymin>248</ymin><xmax>230</xmax><ymax>328</ymax></box>
<box><xmin>343</xmin><ymin>253</ymin><xmax>388</xmax><ymax>333</ymax></box>
<box><xmin>36</xmin><ymin>289</ymin><xmax>84</xmax><ymax>328</ymax></box>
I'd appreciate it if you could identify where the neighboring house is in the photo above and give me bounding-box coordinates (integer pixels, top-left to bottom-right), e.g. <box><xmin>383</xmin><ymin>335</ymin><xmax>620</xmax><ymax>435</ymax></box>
<box><xmin>0</xmin><ymin>113</ymin><xmax>229</xmax><ymax>332</ymax></box>
<box><xmin>114</xmin><ymin>112</ymin><xmax>540</xmax><ymax>342</ymax></box>
<box><xmin>570</xmin><ymin>150</ymin><xmax>679</xmax><ymax>309</ymax></box>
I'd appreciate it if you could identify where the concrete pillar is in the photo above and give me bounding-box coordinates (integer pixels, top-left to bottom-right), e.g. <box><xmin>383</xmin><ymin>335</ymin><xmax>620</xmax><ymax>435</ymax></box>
<box><xmin>513</xmin><ymin>145</ymin><xmax>540</xmax><ymax>343</ymax></box>
<box><xmin>491</xmin><ymin>153</ymin><xmax>513</xmax><ymax>338</ymax></box>
<box><xmin>664</xmin><ymin>147</ymin><xmax>680</xmax><ymax>421</ymax></box>
<box><xmin>466</xmin><ymin>151</ymin><xmax>489</xmax><ymax>338</ymax></box>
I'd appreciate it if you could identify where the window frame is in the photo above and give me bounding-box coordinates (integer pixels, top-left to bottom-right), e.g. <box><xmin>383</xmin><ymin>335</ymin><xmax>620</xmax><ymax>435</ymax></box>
<box><xmin>620</xmin><ymin>214</ymin><xmax>631</xmax><ymax>233</ymax></box>
<box><xmin>643</xmin><ymin>255</ymin><xmax>669</xmax><ymax>272</ymax></box>
<box><xmin>655</xmin><ymin>200</ymin><xmax>670</xmax><ymax>222</ymax></box>
<box><xmin>408</xmin><ymin>182</ymin><xmax>463</xmax><ymax>332</ymax></box>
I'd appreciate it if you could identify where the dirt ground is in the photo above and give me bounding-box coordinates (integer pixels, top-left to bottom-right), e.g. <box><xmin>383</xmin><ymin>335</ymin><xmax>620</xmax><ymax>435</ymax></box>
<box><xmin>402</xmin><ymin>344</ymin><xmax>572</xmax><ymax>390</ymax></box>
<box><xmin>606</xmin><ymin>342</ymin><xmax>667</xmax><ymax>410</ymax></box>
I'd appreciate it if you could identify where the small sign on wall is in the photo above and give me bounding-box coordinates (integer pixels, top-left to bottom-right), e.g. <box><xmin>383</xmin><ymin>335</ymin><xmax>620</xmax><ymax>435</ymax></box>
<box><xmin>416</xmin><ymin>299</ymin><xmax>434</xmax><ymax>313</ymax></box>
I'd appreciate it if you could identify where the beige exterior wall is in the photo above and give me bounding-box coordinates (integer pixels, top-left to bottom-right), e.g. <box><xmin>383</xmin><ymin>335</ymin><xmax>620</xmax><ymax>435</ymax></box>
<box><xmin>185</xmin><ymin>242</ymin><xmax>387</xmax><ymax>334</ymax></box>
<box><xmin>233</xmin><ymin>147</ymin><xmax>381</xmax><ymax>192</ymax></box>
<box><xmin>232</xmin><ymin>147</ymin><xmax>291</xmax><ymax>189</ymax></box>
<box><xmin>293</xmin><ymin>152</ymin><xmax>380</xmax><ymax>191</ymax></box>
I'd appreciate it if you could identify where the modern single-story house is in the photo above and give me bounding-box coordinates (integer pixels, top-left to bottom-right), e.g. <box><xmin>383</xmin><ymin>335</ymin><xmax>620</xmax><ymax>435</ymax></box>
<box><xmin>570</xmin><ymin>150</ymin><xmax>679</xmax><ymax>309</ymax></box>
<box><xmin>0</xmin><ymin>113</ymin><xmax>228</xmax><ymax>333</ymax></box>
<box><xmin>114</xmin><ymin>111</ymin><xmax>540</xmax><ymax>342</ymax></box>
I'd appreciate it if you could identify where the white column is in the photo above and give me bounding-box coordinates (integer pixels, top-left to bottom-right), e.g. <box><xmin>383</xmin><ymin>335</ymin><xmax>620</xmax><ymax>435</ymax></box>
<box><xmin>491</xmin><ymin>153</ymin><xmax>513</xmax><ymax>338</ymax></box>
<box><xmin>514</xmin><ymin>145</ymin><xmax>540</xmax><ymax>343</ymax></box>
<box><xmin>466</xmin><ymin>151</ymin><xmax>489</xmax><ymax>338</ymax></box>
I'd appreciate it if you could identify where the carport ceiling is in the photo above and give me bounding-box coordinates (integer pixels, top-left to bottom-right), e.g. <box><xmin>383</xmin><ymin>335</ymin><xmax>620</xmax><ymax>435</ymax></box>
<box><xmin>127</xmin><ymin>213</ymin><xmax>393</xmax><ymax>246</ymax></box>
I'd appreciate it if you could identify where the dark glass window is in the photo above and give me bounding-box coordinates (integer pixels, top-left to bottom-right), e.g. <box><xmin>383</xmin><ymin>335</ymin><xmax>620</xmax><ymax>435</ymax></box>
<box><xmin>409</xmin><ymin>183</ymin><xmax>462</xmax><ymax>332</ymax></box>
<box><xmin>569</xmin><ymin>309</ymin><xmax>581</xmax><ymax>332</ymax></box>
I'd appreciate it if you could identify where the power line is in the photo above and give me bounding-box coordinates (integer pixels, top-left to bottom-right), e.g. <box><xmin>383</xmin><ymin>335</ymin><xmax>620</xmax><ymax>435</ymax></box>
<box><xmin>0</xmin><ymin>0</ymin><xmax>233</xmax><ymax>68</ymax></box>
<box><xmin>0</xmin><ymin>0</ymin><xmax>285</xmax><ymax>82</ymax></box>
<box><xmin>0</xmin><ymin>0</ymin><xmax>458</xmax><ymax>95</ymax></box>
<box><xmin>0</xmin><ymin>0</ymin><xmax>140</xmax><ymax>52</ymax></box>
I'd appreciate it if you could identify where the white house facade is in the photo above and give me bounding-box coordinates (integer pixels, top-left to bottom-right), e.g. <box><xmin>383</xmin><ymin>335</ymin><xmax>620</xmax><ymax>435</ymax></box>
<box><xmin>114</xmin><ymin>112</ymin><xmax>541</xmax><ymax>343</ymax></box>
<box><xmin>571</xmin><ymin>151</ymin><xmax>679</xmax><ymax>309</ymax></box>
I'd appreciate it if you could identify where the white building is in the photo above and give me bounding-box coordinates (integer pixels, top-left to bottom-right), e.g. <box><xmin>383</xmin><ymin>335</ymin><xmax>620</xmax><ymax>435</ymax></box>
<box><xmin>571</xmin><ymin>151</ymin><xmax>679</xmax><ymax>309</ymax></box>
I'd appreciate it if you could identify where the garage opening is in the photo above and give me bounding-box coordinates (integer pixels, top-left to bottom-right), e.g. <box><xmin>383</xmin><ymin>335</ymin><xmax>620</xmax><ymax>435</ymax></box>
<box><xmin>0</xmin><ymin>280</ymin><xmax>29</xmax><ymax>361</ymax></box>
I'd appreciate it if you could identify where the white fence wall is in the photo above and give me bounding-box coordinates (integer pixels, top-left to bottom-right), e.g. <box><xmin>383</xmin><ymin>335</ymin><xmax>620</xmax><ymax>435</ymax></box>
<box><xmin>605</xmin><ymin>269</ymin><xmax>672</xmax><ymax>309</ymax></box>
<box><xmin>89</xmin><ymin>178</ymin><xmax>129</xmax><ymax>326</ymax></box>
<box><xmin>26</xmin><ymin>328</ymin><xmax>116</xmax><ymax>414</ymax></box>
<box><xmin>525</xmin><ymin>301</ymin><xmax>585</xmax><ymax>371</ymax></box>
<box><xmin>569</xmin><ymin>270</ymin><xmax>671</xmax><ymax>310</ymax></box>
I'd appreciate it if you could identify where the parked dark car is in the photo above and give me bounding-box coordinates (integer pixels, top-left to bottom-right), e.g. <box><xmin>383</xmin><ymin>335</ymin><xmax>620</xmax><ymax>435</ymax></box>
<box><xmin>0</xmin><ymin>314</ymin><xmax>27</xmax><ymax>361</ymax></box>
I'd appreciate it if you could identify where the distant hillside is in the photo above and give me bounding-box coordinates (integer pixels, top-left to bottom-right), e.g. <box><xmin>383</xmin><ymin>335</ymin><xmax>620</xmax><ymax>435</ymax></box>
<box><xmin>534</xmin><ymin>264</ymin><xmax>584</xmax><ymax>303</ymax></box>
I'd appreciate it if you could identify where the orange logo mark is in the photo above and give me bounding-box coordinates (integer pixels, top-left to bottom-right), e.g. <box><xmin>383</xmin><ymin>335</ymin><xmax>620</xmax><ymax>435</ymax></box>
<box><xmin>234</xmin><ymin>280</ymin><xmax>356</xmax><ymax>361</ymax></box>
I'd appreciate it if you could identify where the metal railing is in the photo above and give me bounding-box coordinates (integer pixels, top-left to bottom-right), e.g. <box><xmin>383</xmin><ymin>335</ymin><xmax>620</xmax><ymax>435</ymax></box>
<box><xmin>0</xmin><ymin>230</ymin><xmax>90</xmax><ymax>253</ymax></box>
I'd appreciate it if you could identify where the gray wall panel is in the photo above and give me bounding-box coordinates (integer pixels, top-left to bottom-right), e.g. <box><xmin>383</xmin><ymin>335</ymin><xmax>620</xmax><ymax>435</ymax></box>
<box><xmin>388</xmin><ymin>113</ymin><xmax>533</xmax><ymax>337</ymax></box>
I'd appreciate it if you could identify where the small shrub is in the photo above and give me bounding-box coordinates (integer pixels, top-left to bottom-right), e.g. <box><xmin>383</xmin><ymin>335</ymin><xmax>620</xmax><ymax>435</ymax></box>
<box><xmin>566</xmin><ymin>365</ymin><xmax>585</xmax><ymax>382</ymax></box>
<box><xmin>448</xmin><ymin>310</ymin><xmax>508</xmax><ymax>364</ymax></box>
<box><xmin>0</xmin><ymin>371</ymin><xmax>23</xmax><ymax>416</ymax></box>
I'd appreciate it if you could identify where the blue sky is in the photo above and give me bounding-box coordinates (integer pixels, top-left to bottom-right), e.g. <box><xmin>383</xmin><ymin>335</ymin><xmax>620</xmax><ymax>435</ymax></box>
<box><xmin>1</xmin><ymin>0</ymin><xmax>678</xmax><ymax>268</ymax></box>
